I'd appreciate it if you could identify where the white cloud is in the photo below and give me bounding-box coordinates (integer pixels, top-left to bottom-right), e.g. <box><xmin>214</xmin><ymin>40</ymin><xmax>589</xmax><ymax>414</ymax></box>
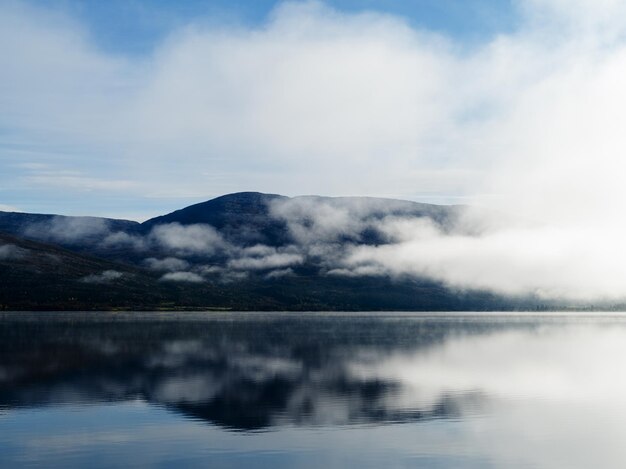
<box><xmin>0</xmin><ymin>1</ymin><xmax>462</xmax><ymax>197</ymax></box>
<box><xmin>337</xmin><ymin>224</ymin><xmax>626</xmax><ymax>300</ymax></box>
<box><xmin>264</xmin><ymin>268</ymin><xmax>295</xmax><ymax>279</ymax></box>
<box><xmin>160</xmin><ymin>271</ymin><xmax>204</xmax><ymax>283</ymax></box>
<box><xmin>0</xmin><ymin>243</ymin><xmax>27</xmax><ymax>260</ymax></box>
<box><xmin>519</xmin><ymin>0</ymin><xmax>626</xmax><ymax>41</ymax></box>
<box><xmin>228</xmin><ymin>251</ymin><xmax>303</xmax><ymax>271</ymax></box>
<box><xmin>144</xmin><ymin>257</ymin><xmax>191</xmax><ymax>272</ymax></box>
<box><xmin>101</xmin><ymin>231</ymin><xmax>146</xmax><ymax>251</ymax></box>
<box><xmin>149</xmin><ymin>223</ymin><xmax>227</xmax><ymax>255</ymax></box>
<box><xmin>25</xmin><ymin>216</ymin><xmax>110</xmax><ymax>243</ymax></box>
<box><xmin>79</xmin><ymin>270</ymin><xmax>124</xmax><ymax>283</ymax></box>
<box><xmin>122</xmin><ymin>2</ymin><xmax>460</xmax><ymax>196</ymax></box>
<box><xmin>24</xmin><ymin>169</ymin><xmax>138</xmax><ymax>192</ymax></box>
<box><xmin>270</xmin><ymin>197</ymin><xmax>374</xmax><ymax>245</ymax></box>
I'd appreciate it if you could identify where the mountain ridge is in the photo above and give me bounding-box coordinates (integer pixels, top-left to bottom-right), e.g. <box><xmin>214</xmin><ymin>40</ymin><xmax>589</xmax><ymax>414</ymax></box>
<box><xmin>0</xmin><ymin>191</ymin><xmax>462</xmax><ymax>253</ymax></box>
<box><xmin>0</xmin><ymin>192</ymin><xmax>564</xmax><ymax>311</ymax></box>
<box><xmin>0</xmin><ymin>191</ymin><xmax>461</xmax><ymax>226</ymax></box>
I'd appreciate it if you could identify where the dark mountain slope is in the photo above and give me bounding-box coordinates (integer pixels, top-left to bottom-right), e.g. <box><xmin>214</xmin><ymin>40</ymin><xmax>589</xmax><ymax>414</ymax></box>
<box><xmin>0</xmin><ymin>228</ymin><xmax>549</xmax><ymax>311</ymax></box>
<box><xmin>143</xmin><ymin>192</ymin><xmax>286</xmax><ymax>227</ymax></box>
<box><xmin>0</xmin><ymin>211</ymin><xmax>141</xmax><ymax>259</ymax></box>
<box><xmin>141</xmin><ymin>191</ymin><xmax>461</xmax><ymax>246</ymax></box>
<box><xmin>0</xmin><ymin>192</ymin><xmax>462</xmax><ymax>255</ymax></box>
<box><xmin>0</xmin><ymin>211</ymin><xmax>139</xmax><ymax>237</ymax></box>
<box><xmin>141</xmin><ymin>192</ymin><xmax>290</xmax><ymax>246</ymax></box>
<box><xmin>0</xmin><ymin>232</ymin><xmax>239</xmax><ymax>311</ymax></box>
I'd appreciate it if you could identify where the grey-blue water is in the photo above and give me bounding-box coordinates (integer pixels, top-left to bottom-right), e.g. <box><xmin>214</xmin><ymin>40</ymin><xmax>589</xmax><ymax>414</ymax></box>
<box><xmin>1</xmin><ymin>311</ymin><xmax>625</xmax><ymax>468</ymax></box>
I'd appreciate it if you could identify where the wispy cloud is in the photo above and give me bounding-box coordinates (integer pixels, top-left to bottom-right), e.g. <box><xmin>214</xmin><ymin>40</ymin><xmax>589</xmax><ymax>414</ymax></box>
<box><xmin>0</xmin><ymin>243</ymin><xmax>28</xmax><ymax>261</ymax></box>
<box><xmin>24</xmin><ymin>216</ymin><xmax>111</xmax><ymax>243</ymax></box>
<box><xmin>150</xmin><ymin>223</ymin><xmax>227</xmax><ymax>256</ymax></box>
<box><xmin>24</xmin><ymin>169</ymin><xmax>138</xmax><ymax>192</ymax></box>
<box><xmin>79</xmin><ymin>270</ymin><xmax>124</xmax><ymax>284</ymax></box>
<box><xmin>227</xmin><ymin>245</ymin><xmax>303</xmax><ymax>271</ymax></box>
<box><xmin>160</xmin><ymin>271</ymin><xmax>204</xmax><ymax>283</ymax></box>
<box><xmin>144</xmin><ymin>257</ymin><xmax>190</xmax><ymax>272</ymax></box>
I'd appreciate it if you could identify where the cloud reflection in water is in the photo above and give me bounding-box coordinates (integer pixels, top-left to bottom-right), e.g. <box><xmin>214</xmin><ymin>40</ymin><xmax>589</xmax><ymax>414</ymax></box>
<box><xmin>1</xmin><ymin>314</ymin><xmax>624</xmax><ymax>430</ymax></box>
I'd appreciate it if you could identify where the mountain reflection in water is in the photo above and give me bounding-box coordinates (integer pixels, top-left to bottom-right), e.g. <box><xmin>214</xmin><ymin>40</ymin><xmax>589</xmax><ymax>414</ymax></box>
<box><xmin>3</xmin><ymin>312</ymin><xmax>626</xmax><ymax>468</ymax></box>
<box><xmin>0</xmin><ymin>312</ymin><xmax>495</xmax><ymax>430</ymax></box>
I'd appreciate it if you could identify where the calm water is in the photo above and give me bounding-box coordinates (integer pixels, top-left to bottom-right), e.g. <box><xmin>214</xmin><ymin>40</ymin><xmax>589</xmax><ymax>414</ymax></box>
<box><xmin>2</xmin><ymin>312</ymin><xmax>626</xmax><ymax>468</ymax></box>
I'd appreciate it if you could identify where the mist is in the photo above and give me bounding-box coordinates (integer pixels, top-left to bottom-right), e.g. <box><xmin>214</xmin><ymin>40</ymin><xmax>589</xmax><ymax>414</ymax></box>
<box><xmin>80</xmin><ymin>270</ymin><xmax>125</xmax><ymax>284</ymax></box>
<box><xmin>0</xmin><ymin>243</ymin><xmax>27</xmax><ymax>261</ymax></box>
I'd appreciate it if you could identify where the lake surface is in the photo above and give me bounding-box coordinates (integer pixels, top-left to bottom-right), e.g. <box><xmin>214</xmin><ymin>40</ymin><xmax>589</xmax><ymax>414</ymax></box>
<box><xmin>2</xmin><ymin>311</ymin><xmax>626</xmax><ymax>468</ymax></box>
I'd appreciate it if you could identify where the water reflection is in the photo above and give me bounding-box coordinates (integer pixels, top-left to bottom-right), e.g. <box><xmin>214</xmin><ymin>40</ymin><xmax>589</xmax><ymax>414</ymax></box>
<box><xmin>3</xmin><ymin>312</ymin><xmax>625</xmax><ymax>434</ymax></box>
<box><xmin>0</xmin><ymin>313</ymin><xmax>473</xmax><ymax>430</ymax></box>
<box><xmin>6</xmin><ymin>312</ymin><xmax>626</xmax><ymax>467</ymax></box>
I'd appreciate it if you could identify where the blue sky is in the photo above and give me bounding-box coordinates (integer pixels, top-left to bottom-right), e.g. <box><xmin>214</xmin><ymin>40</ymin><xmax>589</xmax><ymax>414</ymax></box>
<box><xmin>2</xmin><ymin>0</ymin><xmax>625</xmax><ymax>220</ymax></box>
<box><xmin>35</xmin><ymin>0</ymin><xmax>517</xmax><ymax>54</ymax></box>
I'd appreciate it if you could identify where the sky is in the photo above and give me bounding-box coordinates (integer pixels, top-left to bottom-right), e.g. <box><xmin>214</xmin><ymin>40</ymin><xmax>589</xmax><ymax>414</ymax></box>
<box><xmin>1</xmin><ymin>0</ymin><xmax>521</xmax><ymax>219</ymax></box>
<box><xmin>0</xmin><ymin>0</ymin><xmax>624</xmax><ymax>222</ymax></box>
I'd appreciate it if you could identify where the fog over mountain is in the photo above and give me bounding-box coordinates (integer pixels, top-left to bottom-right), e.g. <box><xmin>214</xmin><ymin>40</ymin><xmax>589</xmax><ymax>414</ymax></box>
<box><xmin>0</xmin><ymin>192</ymin><xmax>461</xmax><ymax>284</ymax></box>
<box><xmin>1</xmin><ymin>191</ymin><xmax>625</xmax><ymax>309</ymax></box>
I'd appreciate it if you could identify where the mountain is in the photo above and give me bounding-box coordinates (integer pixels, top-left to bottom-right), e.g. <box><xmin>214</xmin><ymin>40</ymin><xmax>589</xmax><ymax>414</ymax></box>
<box><xmin>0</xmin><ymin>230</ymin><xmax>525</xmax><ymax>311</ymax></box>
<box><xmin>0</xmin><ymin>231</ymin><xmax>160</xmax><ymax>310</ymax></box>
<box><xmin>0</xmin><ymin>191</ymin><xmax>462</xmax><ymax>262</ymax></box>
<box><xmin>0</xmin><ymin>211</ymin><xmax>142</xmax><ymax>260</ymax></box>
<box><xmin>141</xmin><ymin>191</ymin><xmax>458</xmax><ymax>247</ymax></box>
<box><xmin>0</xmin><ymin>192</ymin><xmax>553</xmax><ymax>311</ymax></box>
<box><xmin>0</xmin><ymin>231</ymin><xmax>241</xmax><ymax>311</ymax></box>
<box><xmin>0</xmin><ymin>191</ymin><xmax>459</xmax><ymax>250</ymax></box>
<box><xmin>143</xmin><ymin>192</ymin><xmax>292</xmax><ymax>247</ymax></box>
<box><xmin>144</xmin><ymin>191</ymin><xmax>286</xmax><ymax>230</ymax></box>
<box><xmin>0</xmin><ymin>211</ymin><xmax>140</xmax><ymax>239</ymax></box>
